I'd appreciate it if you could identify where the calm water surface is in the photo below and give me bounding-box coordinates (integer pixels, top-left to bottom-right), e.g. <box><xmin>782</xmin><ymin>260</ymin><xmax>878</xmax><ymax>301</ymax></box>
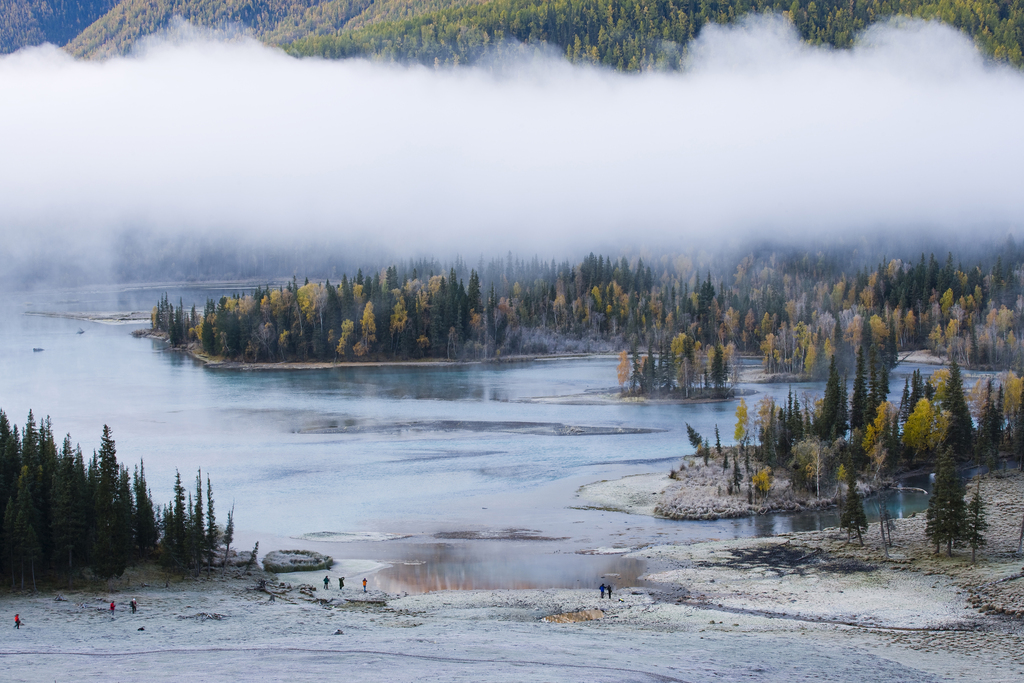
<box><xmin>0</xmin><ymin>284</ymin><xmax>952</xmax><ymax>592</ymax></box>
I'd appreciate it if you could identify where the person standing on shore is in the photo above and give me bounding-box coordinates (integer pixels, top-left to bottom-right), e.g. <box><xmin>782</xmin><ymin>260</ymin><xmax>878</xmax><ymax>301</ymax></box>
<box><xmin>362</xmin><ymin>578</ymin><xmax>367</xmax><ymax>593</ymax></box>
<box><xmin>109</xmin><ymin>601</ymin><xmax>115</xmax><ymax>617</ymax></box>
<box><xmin>130</xmin><ymin>599</ymin><xmax>137</xmax><ymax>614</ymax></box>
<box><xmin>339</xmin><ymin>577</ymin><xmax>344</xmax><ymax>590</ymax></box>
<box><xmin>323</xmin><ymin>576</ymin><xmax>330</xmax><ymax>590</ymax></box>
<box><xmin>607</xmin><ymin>585</ymin><xmax>613</xmax><ymax>599</ymax></box>
<box><xmin>14</xmin><ymin>614</ymin><xmax>20</xmax><ymax>629</ymax></box>
<box><xmin>600</xmin><ymin>584</ymin><xmax>606</xmax><ymax>598</ymax></box>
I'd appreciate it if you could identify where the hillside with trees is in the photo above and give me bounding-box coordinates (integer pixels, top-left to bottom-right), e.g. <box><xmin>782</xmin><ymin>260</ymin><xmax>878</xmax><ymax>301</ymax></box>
<box><xmin>286</xmin><ymin>0</ymin><xmax>1024</xmax><ymax>68</ymax></box>
<box><xmin>3</xmin><ymin>0</ymin><xmax>1023</xmax><ymax>70</ymax></box>
<box><xmin>286</xmin><ymin>0</ymin><xmax>1024</xmax><ymax>69</ymax></box>
<box><xmin>62</xmin><ymin>0</ymin><xmax>486</xmax><ymax>57</ymax></box>
<box><xmin>1</xmin><ymin>0</ymin><xmax>116</xmax><ymax>53</ymax></box>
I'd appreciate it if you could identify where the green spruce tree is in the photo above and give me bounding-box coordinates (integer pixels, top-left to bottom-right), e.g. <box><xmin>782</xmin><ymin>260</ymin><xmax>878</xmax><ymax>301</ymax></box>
<box><xmin>51</xmin><ymin>435</ymin><xmax>87</xmax><ymax>588</ymax></box>
<box><xmin>133</xmin><ymin>461</ymin><xmax>158</xmax><ymax>558</ymax></box>
<box><xmin>966</xmin><ymin>479</ymin><xmax>988</xmax><ymax>564</ymax></box>
<box><xmin>818</xmin><ymin>355</ymin><xmax>846</xmax><ymax>441</ymax></box>
<box><xmin>92</xmin><ymin>426</ymin><xmax>127</xmax><ymax>584</ymax></box>
<box><xmin>840</xmin><ymin>466</ymin><xmax>867</xmax><ymax>545</ymax></box>
<box><xmin>850</xmin><ymin>347</ymin><xmax>867</xmax><ymax>431</ymax></box>
<box><xmin>14</xmin><ymin>466</ymin><xmax>41</xmax><ymax>591</ymax></box>
<box><xmin>221</xmin><ymin>503</ymin><xmax>234</xmax><ymax>574</ymax></box>
<box><xmin>3</xmin><ymin>498</ymin><xmax>14</xmax><ymax>589</ymax></box>
<box><xmin>926</xmin><ymin>449</ymin><xmax>967</xmax><ymax>557</ymax></box>
<box><xmin>205</xmin><ymin>475</ymin><xmax>218</xmax><ymax>576</ymax></box>
<box><xmin>941</xmin><ymin>360</ymin><xmax>973</xmax><ymax>460</ymax></box>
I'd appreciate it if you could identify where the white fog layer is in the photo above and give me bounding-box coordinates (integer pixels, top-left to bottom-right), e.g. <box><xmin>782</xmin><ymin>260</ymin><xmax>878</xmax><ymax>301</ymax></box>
<box><xmin>1</xmin><ymin>17</ymin><xmax>1022</xmax><ymax>255</ymax></box>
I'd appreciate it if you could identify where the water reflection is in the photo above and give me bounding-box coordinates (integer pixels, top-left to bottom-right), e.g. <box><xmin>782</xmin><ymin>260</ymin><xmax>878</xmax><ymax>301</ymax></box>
<box><xmin>0</xmin><ymin>288</ymin><xmax>1007</xmax><ymax>573</ymax></box>
<box><xmin>371</xmin><ymin>543</ymin><xmax>649</xmax><ymax>594</ymax></box>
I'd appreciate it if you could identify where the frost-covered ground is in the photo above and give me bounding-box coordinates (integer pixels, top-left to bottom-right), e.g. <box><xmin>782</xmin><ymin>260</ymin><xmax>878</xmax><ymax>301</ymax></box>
<box><xmin>575</xmin><ymin>472</ymin><xmax>668</xmax><ymax>516</ymax></box>
<box><xmin>5</xmin><ymin>542</ymin><xmax>1022</xmax><ymax>682</ymax></box>
<box><xmin>0</xmin><ymin>583</ymin><xmax>962</xmax><ymax>682</ymax></box>
<box><xmin>6</xmin><ymin>475</ymin><xmax>1024</xmax><ymax>682</ymax></box>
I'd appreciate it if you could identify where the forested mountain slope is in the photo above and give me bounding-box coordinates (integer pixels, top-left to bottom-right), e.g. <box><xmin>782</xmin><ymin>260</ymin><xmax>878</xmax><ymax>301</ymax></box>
<box><xmin>1</xmin><ymin>0</ymin><xmax>116</xmax><ymax>53</ymax></box>
<box><xmin>286</xmin><ymin>0</ymin><xmax>1024</xmax><ymax>69</ymax></box>
<box><xmin>64</xmin><ymin>0</ymin><xmax>487</xmax><ymax>57</ymax></box>
<box><xmin>66</xmin><ymin>0</ymin><xmax>329</xmax><ymax>57</ymax></box>
<box><xmin>6</xmin><ymin>0</ymin><xmax>1024</xmax><ymax>69</ymax></box>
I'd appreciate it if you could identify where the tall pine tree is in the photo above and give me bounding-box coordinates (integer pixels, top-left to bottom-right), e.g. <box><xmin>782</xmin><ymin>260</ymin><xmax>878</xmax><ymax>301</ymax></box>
<box><xmin>818</xmin><ymin>356</ymin><xmax>846</xmax><ymax>441</ymax></box>
<box><xmin>965</xmin><ymin>479</ymin><xmax>988</xmax><ymax>564</ymax></box>
<box><xmin>51</xmin><ymin>435</ymin><xmax>87</xmax><ymax>588</ymax></box>
<box><xmin>92</xmin><ymin>426</ymin><xmax>128</xmax><ymax>583</ymax></box>
<box><xmin>850</xmin><ymin>347</ymin><xmax>867</xmax><ymax>431</ymax></box>
<box><xmin>941</xmin><ymin>360</ymin><xmax>973</xmax><ymax>460</ymax></box>
<box><xmin>134</xmin><ymin>461</ymin><xmax>158</xmax><ymax>558</ymax></box>
<box><xmin>840</xmin><ymin>466</ymin><xmax>867</xmax><ymax>545</ymax></box>
<box><xmin>926</xmin><ymin>449</ymin><xmax>967</xmax><ymax>557</ymax></box>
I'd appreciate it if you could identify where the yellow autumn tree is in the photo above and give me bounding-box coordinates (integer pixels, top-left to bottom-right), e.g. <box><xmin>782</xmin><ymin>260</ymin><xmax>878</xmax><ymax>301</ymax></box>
<box><xmin>354</xmin><ymin>303</ymin><xmax>376</xmax><ymax>357</ymax></box>
<box><xmin>869</xmin><ymin>314</ymin><xmax>888</xmax><ymax>345</ymax></box>
<box><xmin>734</xmin><ymin>399</ymin><xmax>750</xmax><ymax>448</ymax></box>
<box><xmin>902</xmin><ymin>399</ymin><xmax>948</xmax><ymax>459</ymax></box>
<box><xmin>1001</xmin><ymin>371</ymin><xmax>1023</xmax><ymax>419</ymax></box>
<box><xmin>940</xmin><ymin>288</ymin><xmax>955</xmax><ymax>318</ymax></box>
<box><xmin>863</xmin><ymin>402</ymin><xmax>897</xmax><ymax>476</ymax></box>
<box><xmin>752</xmin><ymin>468</ymin><xmax>772</xmax><ymax>504</ymax></box>
<box><xmin>616</xmin><ymin>350</ymin><xmax>629</xmax><ymax>388</ymax></box>
<box><xmin>803</xmin><ymin>344</ymin><xmax>818</xmax><ymax>376</ymax></box>
<box><xmin>390</xmin><ymin>297</ymin><xmax>408</xmax><ymax>347</ymax></box>
<box><xmin>336</xmin><ymin>319</ymin><xmax>354</xmax><ymax>358</ymax></box>
<box><xmin>670</xmin><ymin>333</ymin><xmax>689</xmax><ymax>358</ymax></box>
<box><xmin>929</xmin><ymin>368</ymin><xmax>951</xmax><ymax>403</ymax></box>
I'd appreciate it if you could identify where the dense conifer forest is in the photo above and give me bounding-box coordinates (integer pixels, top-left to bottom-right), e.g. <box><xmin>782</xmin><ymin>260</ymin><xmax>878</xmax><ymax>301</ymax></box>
<box><xmin>3</xmin><ymin>0</ymin><xmax>1023</xmax><ymax>69</ymax></box>
<box><xmin>1</xmin><ymin>0</ymin><xmax>116</xmax><ymax>53</ymax></box>
<box><xmin>152</xmin><ymin>243</ymin><xmax>1024</xmax><ymax>379</ymax></box>
<box><xmin>0</xmin><ymin>412</ymin><xmax>232</xmax><ymax>590</ymax></box>
<box><xmin>286</xmin><ymin>0</ymin><xmax>1024</xmax><ymax>69</ymax></box>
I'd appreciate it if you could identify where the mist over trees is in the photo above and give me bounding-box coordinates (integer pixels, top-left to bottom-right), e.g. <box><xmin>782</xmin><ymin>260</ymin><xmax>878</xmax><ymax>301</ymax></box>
<box><xmin>153</xmin><ymin>242</ymin><xmax>1024</xmax><ymax>378</ymax></box>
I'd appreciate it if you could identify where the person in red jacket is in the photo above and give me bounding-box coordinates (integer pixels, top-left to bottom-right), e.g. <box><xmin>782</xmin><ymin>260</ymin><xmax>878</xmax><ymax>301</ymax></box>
<box><xmin>110</xmin><ymin>601</ymin><xmax>115</xmax><ymax>617</ymax></box>
<box><xmin>14</xmin><ymin>614</ymin><xmax>20</xmax><ymax>629</ymax></box>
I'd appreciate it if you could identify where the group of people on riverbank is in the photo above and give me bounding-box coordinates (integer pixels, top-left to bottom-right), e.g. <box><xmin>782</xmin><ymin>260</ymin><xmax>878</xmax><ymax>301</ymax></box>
<box><xmin>322</xmin><ymin>576</ymin><xmax>368</xmax><ymax>592</ymax></box>
<box><xmin>14</xmin><ymin>597</ymin><xmax>139</xmax><ymax>629</ymax></box>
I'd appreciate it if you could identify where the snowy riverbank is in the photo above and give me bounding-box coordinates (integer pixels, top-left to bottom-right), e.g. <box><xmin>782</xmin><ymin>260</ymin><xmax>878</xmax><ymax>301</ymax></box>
<box><xmin>6</xmin><ymin>480</ymin><xmax>1023</xmax><ymax>683</ymax></box>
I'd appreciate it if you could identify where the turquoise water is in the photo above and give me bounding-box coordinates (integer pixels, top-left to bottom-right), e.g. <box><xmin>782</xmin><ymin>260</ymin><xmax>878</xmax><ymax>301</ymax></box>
<box><xmin>0</xmin><ymin>284</ymin><xmax>949</xmax><ymax>591</ymax></box>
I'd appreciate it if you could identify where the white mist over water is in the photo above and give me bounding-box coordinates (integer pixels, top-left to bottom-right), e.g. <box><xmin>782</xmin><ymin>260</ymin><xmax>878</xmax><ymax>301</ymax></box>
<box><xmin>0</xmin><ymin>16</ymin><xmax>1022</xmax><ymax>265</ymax></box>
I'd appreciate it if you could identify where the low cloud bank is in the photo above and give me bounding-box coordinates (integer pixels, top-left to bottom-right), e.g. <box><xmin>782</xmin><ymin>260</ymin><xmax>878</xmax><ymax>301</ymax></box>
<box><xmin>1</xmin><ymin>17</ymin><xmax>1022</xmax><ymax>276</ymax></box>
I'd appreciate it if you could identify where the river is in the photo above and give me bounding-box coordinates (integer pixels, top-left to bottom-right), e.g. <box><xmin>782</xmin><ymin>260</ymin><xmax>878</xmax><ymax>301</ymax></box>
<box><xmin>0</xmin><ymin>282</ymin><xmax>961</xmax><ymax>593</ymax></box>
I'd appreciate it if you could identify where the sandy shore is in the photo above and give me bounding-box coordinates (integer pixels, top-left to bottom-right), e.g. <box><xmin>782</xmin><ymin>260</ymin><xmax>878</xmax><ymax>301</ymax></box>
<box><xmin>899</xmin><ymin>349</ymin><xmax>947</xmax><ymax>365</ymax></box>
